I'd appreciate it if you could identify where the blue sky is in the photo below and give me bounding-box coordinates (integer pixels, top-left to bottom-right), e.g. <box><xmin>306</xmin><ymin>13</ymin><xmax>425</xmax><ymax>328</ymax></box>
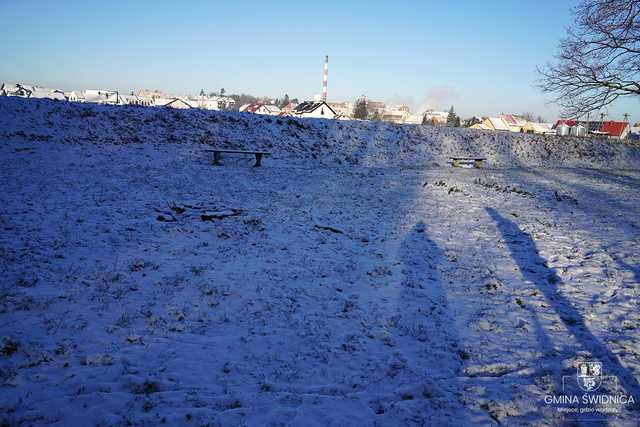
<box><xmin>0</xmin><ymin>0</ymin><xmax>637</xmax><ymax>121</ymax></box>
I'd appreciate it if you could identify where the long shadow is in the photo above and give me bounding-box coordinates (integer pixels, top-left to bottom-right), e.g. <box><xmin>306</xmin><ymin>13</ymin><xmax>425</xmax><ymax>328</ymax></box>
<box><xmin>509</xmin><ymin>168</ymin><xmax>640</xmax><ymax>292</ymax></box>
<box><xmin>486</xmin><ymin>208</ymin><xmax>640</xmax><ymax>404</ymax></box>
<box><xmin>393</xmin><ymin>221</ymin><xmax>475</xmax><ymax>424</ymax></box>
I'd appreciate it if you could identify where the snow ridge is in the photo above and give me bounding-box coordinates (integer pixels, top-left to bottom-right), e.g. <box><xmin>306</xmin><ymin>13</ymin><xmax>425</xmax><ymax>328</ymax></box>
<box><xmin>1</xmin><ymin>97</ymin><xmax>639</xmax><ymax>169</ymax></box>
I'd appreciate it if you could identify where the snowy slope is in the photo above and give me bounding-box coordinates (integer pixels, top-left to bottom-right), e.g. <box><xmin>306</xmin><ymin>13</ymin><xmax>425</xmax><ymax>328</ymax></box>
<box><xmin>1</xmin><ymin>99</ymin><xmax>639</xmax><ymax>426</ymax></box>
<box><xmin>1</xmin><ymin>96</ymin><xmax>639</xmax><ymax>169</ymax></box>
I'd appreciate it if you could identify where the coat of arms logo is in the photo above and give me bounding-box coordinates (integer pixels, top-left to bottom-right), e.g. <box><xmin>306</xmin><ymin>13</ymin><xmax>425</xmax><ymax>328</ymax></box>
<box><xmin>577</xmin><ymin>361</ymin><xmax>602</xmax><ymax>392</ymax></box>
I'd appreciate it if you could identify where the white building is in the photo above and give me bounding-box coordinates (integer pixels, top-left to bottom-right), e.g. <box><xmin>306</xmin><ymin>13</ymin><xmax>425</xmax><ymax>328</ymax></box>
<box><xmin>470</xmin><ymin>117</ymin><xmax>511</xmax><ymax>131</ymax></box>
<box><xmin>291</xmin><ymin>101</ymin><xmax>336</xmax><ymax>119</ymax></box>
<box><xmin>366</xmin><ymin>100</ymin><xmax>386</xmax><ymax>117</ymax></box>
<box><xmin>190</xmin><ymin>95</ymin><xmax>235</xmax><ymax>110</ymax></box>
<box><xmin>153</xmin><ymin>98</ymin><xmax>195</xmax><ymax>109</ymax></box>
<box><xmin>1</xmin><ymin>83</ymin><xmax>34</xmax><ymax>97</ymax></box>
<box><xmin>380</xmin><ymin>105</ymin><xmax>411</xmax><ymax>123</ymax></box>
<box><xmin>1</xmin><ymin>83</ymin><xmax>65</xmax><ymax>100</ymax></box>
<box><xmin>31</xmin><ymin>87</ymin><xmax>66</xmax><ymax>101</ymax></box>
<box><xmin>121</xmin><ymin>94</ymin><xmax>153</xmax><ymax>107</ymax></box>
<box><xmin>67</xmin><ymin>91</ymin><xmax>85</xmax><ymax>102</ymax></box>
<box><xmin>327</xmin><ymin>102</ymin><xmax>353</xmax><ymax>117</ymax></box>
<box><xmin>137</xmin><ymin>89</ymin><xmax>167</xmax><ymax>100</ymax></box>
<box><xmin>83</xmin><ymin>89</ymin><xmax>120</xmax><ymax>104</ymax></box>
<box><xmin>523</xmin><ymin>122</ymin><xmax>555</xmax><ymax>135</ymax></box>
<box><xmin>239</xmin><ymin>103</ymin><xmax>281</xmax><ymax>115</ymax></box>
<box><xmin>422</xmin><ymin>110</ymin><xmax>449</xmax><ymax>125</ymax></box>
<box><xmin>556</xmin><ymin>122</ymin><xmax>571</xmax><ymax>137</ymax></box>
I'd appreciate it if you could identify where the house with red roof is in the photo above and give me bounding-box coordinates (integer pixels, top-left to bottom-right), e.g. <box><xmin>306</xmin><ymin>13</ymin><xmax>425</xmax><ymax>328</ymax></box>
<box><xmin>238</xmin><ymin>103</ymin><xmax>281</xmax><ymax>116</ymax></box>
<box><xmin>553</xmin><ymin>120</ymin><xmax>630</xmax><ymax>139</ymax></box>
<box><xmin>500</xmin><ymin>114</ymin><xmax>528</xmax><ymax>132</ymax></box>
<box><xmin>601</xmin><ymin>121</ymin><xmax>630</xmax><ymax>139</ymax></box>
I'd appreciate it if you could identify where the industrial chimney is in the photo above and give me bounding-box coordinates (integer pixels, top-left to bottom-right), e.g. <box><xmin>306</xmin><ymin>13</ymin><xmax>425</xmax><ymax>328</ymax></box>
<box><xmin>322</xmin><ymin>55</ymin><xmax>328</xmax><ymax>101</ymax></box>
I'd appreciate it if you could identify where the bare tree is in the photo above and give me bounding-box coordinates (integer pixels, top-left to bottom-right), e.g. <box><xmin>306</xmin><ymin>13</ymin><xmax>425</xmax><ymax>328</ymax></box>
<box><xmin>521</xmin><ymin>112</ymin><xmax>536</xmax><ymax>122</ymax></box>
<box><xmin>538</xmin><ymin>0</ymin><xmax>640</xmax><ymax>117</ymax></box>
<box><xmin>353</xmin><ymin>97</ymin><xmax>368</xmax><ymax>120</ymax></box>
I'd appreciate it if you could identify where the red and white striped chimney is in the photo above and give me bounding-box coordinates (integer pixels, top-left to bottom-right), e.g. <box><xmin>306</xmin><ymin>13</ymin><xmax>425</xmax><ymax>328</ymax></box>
<box><xmin>322</xmin><ymin>55</ymin><xmax>328</xmax><ymax>101</ymax></box>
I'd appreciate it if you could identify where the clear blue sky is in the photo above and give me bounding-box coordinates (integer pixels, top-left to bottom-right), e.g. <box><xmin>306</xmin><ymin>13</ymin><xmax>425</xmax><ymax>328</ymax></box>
<box><xmin>0</xmin><ymin>0</ymin><xmax>637</xmax><ymax>121</ymax></box>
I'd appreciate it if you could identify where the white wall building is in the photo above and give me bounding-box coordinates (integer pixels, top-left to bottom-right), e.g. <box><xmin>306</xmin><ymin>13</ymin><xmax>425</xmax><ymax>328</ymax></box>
<box><xmin>239</xmin><ymin>103</ymin><xmax>281</xmax><ymax>115</ymax></box>
<box><xmin>191</xmin><ymin>95</ymin><xmax>235</xmax><ymax>110</ymax></box>
<box><xmin>380</xmin><ymin>105</ymin><xmax>411</xmax><ymax>123</ymax></box>
<box><xmin>83</xmin><ymin>89</ymin><xmax>120</xmax><ymax>104</ymax></box>
<box><xmin>121</xmin><ymin>94</ymin><xmax>153</xmax><ymax>107</ymax></box>
<box><xmin>31</xmin><ymin>87</ymin><xmax>66</xmax><ymax>101</ymax></box>
<box><xmin>422</xmin><ymin>110</ymin><xmax>449</xmax><ymax>124</ymax></box>
<box><xmin>291</xmin><ymin>101</ymin><xmax>336</xmax><ymax>119</ymax></box>
<box><xmin>328</xmin><ymin>102</ymin><xmax>353</xmax><ymax>117</ymax></box>
<box><xmin>1</xmin><ymin>83</ymin><xmax>33</xmax><ymax>97</ymax></box>
<box><xmin>153</xmin><ymin>98</ymin><xmax>195</xmax><ymax>109</ymax></box>
<box><xmin>1</xmin><ymin>83</ymin><xmax>65</xmax><ymax>100</ymax></box>
<box><xmin>67</xmin><ymin>91</ymin><xmax>85</xmax><ymax>102</ymax></box>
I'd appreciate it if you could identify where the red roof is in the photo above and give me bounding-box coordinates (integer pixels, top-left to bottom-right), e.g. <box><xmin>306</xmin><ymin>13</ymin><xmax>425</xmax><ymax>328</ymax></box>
<box><xmin>601</xmin><ymin>121</ymin><xmax>629</xmax><ymax>137</ymax></box>
<box><xmin>552</xmin><ymin>119</ymin><xmax>629</xmax><ymax>136</ymax></box>
<box><xmin>243</xmin><ymin>103</ymin><xmax>263</xmax><ymax>113</ymax></box>
<box><xmin>554</xmin><ymin>119</ymin><xmax>576</xmax><ymax>128</ymax></box>
<box><xmin>502</xmin><ymin>115</ymin><xmax>517</xmax><ymax>125</ymax></box>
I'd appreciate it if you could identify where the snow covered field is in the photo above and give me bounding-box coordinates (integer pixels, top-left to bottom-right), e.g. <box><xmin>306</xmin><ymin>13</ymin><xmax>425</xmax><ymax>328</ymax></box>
<box><xmin>1</xmin><ymin>99</ymin><xmax>640</xmax><ymax>426</ymax></box>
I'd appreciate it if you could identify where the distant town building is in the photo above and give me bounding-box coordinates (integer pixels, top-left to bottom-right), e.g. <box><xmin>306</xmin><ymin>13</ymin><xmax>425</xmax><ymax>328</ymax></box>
<box><xmin>380</xmin><ymin>105</ymin><xmax>411</xmax><ymax>124</ymax></box>
<box><xmin>422</xmin><ymin>110</ymin><xmax>449</xmax><ymax>125</ymax></box>
<box><xmin>67</xmin><ymin>91</ymin><xmax>85</xmax><ymax>102</ymax></box>
<box><xmin>239</xmin><ymin>103</ymin><xmax>281</xmax><ymax>115</ymax></box>
<box><xmin>291</xmin><ymin>101</ymin><xmax>336</xmax><ymax>119</ymax></box>
<box><xmin>31</xmin><ymin>87</ymin><xmax>66</xmax><ymax>101</ymax></box>
<box><xmin>83</xmin><ymin>89</ymin><xmax>120</xmax><ymax>104</ymax></box>
<box><xmin>366</xmin><ymin>100</ymin><xmax>386</xmax><ymax>117</ymax></box>
<box><xmin>556</xmin><ymin>122</ymin><xmax>571</xmax><ymax>137</ymax></box>
<box><xmin>279</xmin><ymin>101</ymin><xmax>299</xmax><ymax>115</ymax></box>
<box><xmin>470</xmin><ymin>114</ymin><xmax>549</xmax><ymax>133</ymax></box>
<box><xmin>153</xmin><ymin>98</ymin><xmax>194</xmax><ymax>109</ymax></box>
<box><xmin>522</xmin><ymin>122</ymin><xmax>554</xmax><ymax>135</ymax></box>
<box><xmin>471</xmin><ymin>117</ymin><xmax>510</xmax><ymax>131</ymax></box>
<box><xmin>405</xmin><ymin>114</ymin><xmax>424</xmax><ymax>124</ymax></box>
<box><xmin>553</xmin><ymin>120</ymin><xmax>631</xmax><ymax>139</ymax></box>
<box><xmin>327</xmin><ymin>102</ymin><xmax>353</xmax><ymax>117</ymax></box>
<box><xmin>1</xmin><ymin>83</ymin><xmax>33</xmax><ymax>97</ymax></box>
<box><xmin>500</xmin><ymin>114</ymin><xmax>528</xmax><ymax>132</ymax></box>
<box><xmin>191</xmin><ymin>95</ymin><xmax>235</xmax><ymax>110</ymax></box>
<box><xmin>600</xmin><ymin>121</ymin><xmax>631</xmax><ymax>139</ymax></box>
<box><xmin>1</xmin><ymin>83</ymin><xmax>65</xmax><ymax>100</ymax></box>
<box><xmin>121</xmin><ymin>94</ymin><xmax>153</xmax><ymax>107</ymax></box>
<box><xmin>137</xmin><ymin>89</ymin><xmax>167</xmax><ymax>100</ymax></box>
<box><xmin>570</xmin><ymin>124</ymin><xmax>587</xmax><ymax>137</ymax></box>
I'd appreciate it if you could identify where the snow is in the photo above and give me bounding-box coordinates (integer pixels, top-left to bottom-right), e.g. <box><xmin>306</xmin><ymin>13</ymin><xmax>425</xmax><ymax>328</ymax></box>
<box><xmin>2</xmin><ymin>97</ymin><xmax>639</xmax><ymax>169</ymax></box>
<box><xmin>1</xmin><ymin>97</ymin><xmax>639</xmax><ymax>425</ymax></box>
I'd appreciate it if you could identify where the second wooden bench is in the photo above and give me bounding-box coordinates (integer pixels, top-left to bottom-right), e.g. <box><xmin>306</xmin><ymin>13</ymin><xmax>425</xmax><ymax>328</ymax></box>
<box><xmin>450</xmin><ymin>156</ymin><xmax>486</xmax><ymax>168</ymax></box>
<box><xmin>205</xmin><ymin>149</ymin><xmax>271</xmax><ymax>167</ymax></box>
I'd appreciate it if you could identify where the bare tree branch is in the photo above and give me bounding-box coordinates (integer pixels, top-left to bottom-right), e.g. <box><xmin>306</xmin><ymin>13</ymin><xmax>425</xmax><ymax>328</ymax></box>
<box><xmin>538</xmin><ymin>0</ymin><xmax>640</xmax><ymax>117</ymax></box>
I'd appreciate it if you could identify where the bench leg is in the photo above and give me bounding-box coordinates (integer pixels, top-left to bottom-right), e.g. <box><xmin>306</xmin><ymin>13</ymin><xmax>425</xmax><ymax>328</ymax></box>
<box><xmin>474</xmin><ymin>160</ymin><xmax>482</xmax><ymax>168</ymax></box>
<box><xmin>254</xmin><ymin>153</ymin><xmax>262</xmax><ymax>167</ymax></box>
<box><xmin>213</xmin><ymin>151</ymin><xmax>221</xmax><ymax>165</ymax></box>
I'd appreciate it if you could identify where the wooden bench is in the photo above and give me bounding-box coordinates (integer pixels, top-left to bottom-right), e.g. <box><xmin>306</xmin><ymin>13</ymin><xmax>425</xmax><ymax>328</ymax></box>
<box><xmin>450</xmin><ymin>157</ymin><xmax>486</xmax><ymax>168</ymax></box>
<box><xmin>205</xmin><ymin>149</ymin><xmax>271</xmax><ymax>167</ymax></box>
